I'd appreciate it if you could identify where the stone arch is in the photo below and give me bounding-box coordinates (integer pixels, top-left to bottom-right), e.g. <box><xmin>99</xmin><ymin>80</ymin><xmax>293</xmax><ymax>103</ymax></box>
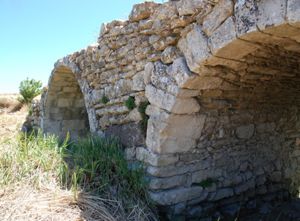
<box><xmin>144</xmin><ymin>0</ymin><xmax>300</xmax><ymax>214</ymax></box>
<box><xmin>42</xmin><ymin>58</ymin><xmax>98</xmax><ymax>139</ymax></box>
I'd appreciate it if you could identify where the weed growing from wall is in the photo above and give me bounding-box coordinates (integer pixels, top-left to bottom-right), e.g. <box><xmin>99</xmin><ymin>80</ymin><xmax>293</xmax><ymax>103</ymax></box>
<box><xmin>124</xmin><ymin>96</ymin><xmax>136</xmax><ymax>110</ymax></box>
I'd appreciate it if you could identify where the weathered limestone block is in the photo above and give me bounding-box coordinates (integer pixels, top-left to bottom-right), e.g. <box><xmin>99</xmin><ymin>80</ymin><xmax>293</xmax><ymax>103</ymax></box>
<box><xmin>235</xmin><ymin>124</ymin><xmax>255</xmax><ymax>139</ymax></box>
<box><xmin>208</xmin><ymin>16</ymin><xmax>259</xmax><ymax>60</ymax></box>
<box><xmin>147</xmin><ymin>164</ymin><xmax>194</xmax><ymax>178</ymax></box>
<box><xmin>145</xmin><ymin>107</ymin><xmax>206</xmax><ymax>153</ymax></box>
<box><xmin>161</xmin><ymin>46</ymin><xmax>180</xmax><ymax>64</ymax></box>
<box><xmin>57</xmin><ymin>98</ymin><xmax>72</xmax><ymax>107</ymax></box>
<box><xmin>208</xmin><ymin>17</ymin><xmax>236</xmax><ymax>54</ymax></box>
<box><xmin>104</xmin><ymin>79</ymin><xmax>132</xmax><ymax>98</ymax></box>
<box><xmin>176</xmin><ymin>0</ymin><xmax>211</xmax><ymax>16</ymax></box>
<box><xmin>129</xmin><ymin>2</ymin><xmax>159</xmax><ymax>22</ymax></box>
<box><xmin>146</xmin><ymin>123</ymin><xmax>197</xmax><ymax>153</ymax></box>
<box><xmin>202</xmin><ymin>0</ymin><xmax>233</xmax><ymax>36</ymax></box>
<box><xmin>234</xmin><ymin>178</ymin><xmax>255</xmax><ymax>194</ymax></box>
<box><xmin>145</xmin><ymin>85</ymin><xmax>200</xmax><ymax>114</ymax></box>
<box><xmin>151</xmin><ymin>1</ymin><xmax>178</xmax><ymax>20</ymax></box>
<box><xmin>167</xmin><ymin>57</ymin><xmax>202</xmax><ymax>89</ymax></box>
<box><xmin>125</xmin><ymin>147</ymin><xmax>136</xmax><ymax>161</ymax></box>
<box><xmin>151</xmin><ymin>112</ymin><xmax>206</xmax><ymax>139</ymax></box>
<box><xmin>178</xmin><ymin>25</ymin><xmax>211</xmax><ymax>74</ymax></box>
<box><xmin>210</xmin><ymin>188</ymin><xmax>234</xmax><ymax>201</ymax></box>
<box><xmin>257</xmin><ymin>0</ymin><xmax>286</xmax><ymax>32</ymax></box>
<box><xmin>95</xmin><ymin>105</ymin><xmax>128</xmax><ymax>116</ymax></box>
<box><xmin>287</xmin><ymin>0</ymin><xmax>300</xmax><ymax>27</ymax></box>
<box><xmin>105</xmin><ymin>123</ymin><xmax>144</xmax><ymax>147</ymax></box>
<box><xmin>149</xmin><ymin>174</ymin><xmax>188</xmax><ymax>190</ymax></box>
<box><xmin>132</xmin><ymin>71</ymin><xmax>145</xmax><ymax>91</ymax></box>
<box><xmin>150</xmin><ymin>61</ymin><xmax>177</xmax><ymax>92</ymax></box>
<box><xmin>136</xmin><ymin>147</ymin><xmax>178</xmax><ymax>166</ymax></box>
<box><xmin>149</xmin><ymin>186</ymin><xmax>204</xmax><ymax>205</ymax></box>
<box><xmin>126</xmin><ymin>108</ymin><xmax>142</xmax><ymax>122</ymax></box>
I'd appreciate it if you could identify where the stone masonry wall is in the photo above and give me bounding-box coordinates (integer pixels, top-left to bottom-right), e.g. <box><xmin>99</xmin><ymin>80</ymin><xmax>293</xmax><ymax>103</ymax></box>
<box><xmin>39</xmin><ymin>0</ymin><xmax>300</xmax><ymax>219</ymax></box>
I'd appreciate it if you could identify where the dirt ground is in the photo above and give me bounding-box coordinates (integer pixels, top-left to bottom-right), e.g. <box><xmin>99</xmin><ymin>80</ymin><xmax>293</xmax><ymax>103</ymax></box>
<box><xmin>0</xmin><ymin>94</ymin><xmax>27</xmax><ymax>141</ymax></box>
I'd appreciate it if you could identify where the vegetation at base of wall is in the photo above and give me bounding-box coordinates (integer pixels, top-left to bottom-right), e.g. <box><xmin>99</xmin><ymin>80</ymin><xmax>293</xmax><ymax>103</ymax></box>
<box><xmin>0</xmin><ymin>131</ymin><xmax>157</xmax><ymax>220</ymax></box>
<box><xmin>138</xmin><ymin>100</ymin><xmax>150</xmax><ymax>135</ymax></box>
<box><xmin>61</xmin><ymin>135</ymin><xmax>149</xmax><ymax>201</ymax></box>
<box><xmin>18</xmin><ymin>78</ymin><xmax>42</xmax><ymax>104</ymax></box>
<box><xmin>100</xmin><ymin>95</ymin><xmax>110</xmax><ymax>104</ymax></box>
<box><xmin>124</xmin><ymin>96</ymin><xmax>136</xmax><ymax>110</ymax></box>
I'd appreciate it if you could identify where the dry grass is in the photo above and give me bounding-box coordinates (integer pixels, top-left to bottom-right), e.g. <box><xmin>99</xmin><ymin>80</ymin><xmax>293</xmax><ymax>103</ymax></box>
<box><xmin>0</xmin><ymin>94</ymin><xmax>23</xmax><ymax>113</ymax></box>
<box><xmin>0</xmin><ymin>94</ymin><xmax>157</xmax><ymax>221</ymax></box>
<box><xmin>0</xmin><ymin>185</ymin><xmax>82</xmax><ymax>221</ymax></box>
<box><xmin>0</xmin><ymin>94</ymin><xmax>27</xmax><ymax>143</ymax></box>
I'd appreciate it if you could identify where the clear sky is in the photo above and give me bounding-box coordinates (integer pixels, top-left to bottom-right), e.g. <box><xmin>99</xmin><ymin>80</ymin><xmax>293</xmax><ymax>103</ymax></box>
<box><xmin>0</xmin><ymin>0</ymin><xmax>163</xmax><ymax>93</ymax></box>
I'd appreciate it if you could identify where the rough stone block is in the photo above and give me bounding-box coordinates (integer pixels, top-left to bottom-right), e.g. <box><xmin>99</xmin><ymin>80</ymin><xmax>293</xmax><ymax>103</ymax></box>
<box><xmin>176</xmin><ymin>0</ymin><xmax>207</xmax><ymax>16</ymax></box>
<box><xmin>235</xmin><ymin>124</ymin><xmax>255</xmax><ymax>139</ymax></box>
<box><xmin>287</xmin><ymin>0</ymin><xmax>300</xmax><ymax>27</ymax></box>
<box><xmin>147</xmin><ymin>164</ymin><xmax>194</xmax><ymax>178</ymax></box>
<box><xmin>178</xmin><ymin>25</ymin><xmax>211</xmax><ymax>74</ymax></box>
<box><xmin>161</xmin><ymin>46</ymin><xmax>180</xmax><ymax>64</ymax></box>
<box><xmin>211</xmin><ymin>188</ymin><xmax>234</xmax><ymax>201</ymax></box>
<box><xmin>209</xmin><ymin>16</ymin><xmax>259</xmax><ymax>60</ymax></box>
<box><xmin>149</xmin><ymin>186</ymin><xmax>203</xmax><ymax>205</ymax></box>
<box><xmin>57</xmin><ymin>98</ymin><xmax>72</xmax><ymax>107</ymax></box>
<box><xmin>148</xmin><ymin>174</ymin><xmax>188</xmax><ymax>190</ymax></box>
<box><xmin>129</xmin><ymin>2</ymin><xmax>158</xmax><ymax>22</ymax></box>
<box><xmin>234</xmin><ymin>0</ymin><xmax>259</xmax><ymax>37</ymax></box>
<box><xmin>257</xmin><ymin>0</ymin><xmax>286</xmax><ymax>32</ymax></box>
<box><xmin>145</xmin><ymin>85</ymin><xmax>200</xmax><ymax>114</ymax></box>
<box><xmin>136</xmin><ymin>147</ymin><xmax>178</xmax><ymax>166</ymax></box>
<box><xmin>132</xmin><ymin>71</ymin><xmax>145</xmax><ymax>91</ymax></box>
<box><xmin>167</xmin><ymin>57</ymin><xmax>203</xmax><ymax>89</ymax></box>
<box><xmin>202</xmin><ymin>0</ymin><xmax>233</xmax><ymax>36</ymax></box>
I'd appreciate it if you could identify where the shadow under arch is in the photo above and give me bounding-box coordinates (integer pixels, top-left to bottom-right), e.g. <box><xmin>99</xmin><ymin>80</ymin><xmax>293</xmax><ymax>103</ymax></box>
<box><xmin>42</xmin><ymin>64</ymin><xmax>91</xmax><ymax>140</ymax></box>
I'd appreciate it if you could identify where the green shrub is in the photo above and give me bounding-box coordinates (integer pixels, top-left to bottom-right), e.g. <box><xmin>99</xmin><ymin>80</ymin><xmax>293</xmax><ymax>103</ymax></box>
<box><xmin>124</xmin><ymin>96</ymin><xmax>136</xmax><ymax>110</ymax></box>
<box><xmin>18</xmin><ymin>78</ymin><xmax>42</xmax><ymax>104</ymax></box>
<box><xmin>100</xmin><ymin>95</ymin><xmax>109</xmax><ymax>104</ymax></box>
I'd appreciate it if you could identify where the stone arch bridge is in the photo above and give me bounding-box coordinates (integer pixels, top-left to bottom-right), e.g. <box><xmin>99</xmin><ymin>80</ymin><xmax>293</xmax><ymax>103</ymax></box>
<box><xmin>38</xmin><ymin>0</ymin><xmax>300</xmax><ymax>219</ymax></box>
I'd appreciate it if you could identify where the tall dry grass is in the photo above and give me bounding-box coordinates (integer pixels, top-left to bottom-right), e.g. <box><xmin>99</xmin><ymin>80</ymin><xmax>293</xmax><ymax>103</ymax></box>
<box><xmin>0</xmin><ymin>132</ymin><xmax>157</xmax><ymax>221</ymax></box>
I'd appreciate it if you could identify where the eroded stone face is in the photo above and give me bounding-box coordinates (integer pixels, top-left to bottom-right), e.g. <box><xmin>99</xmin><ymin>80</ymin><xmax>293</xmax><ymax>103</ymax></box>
<box><xmin>38</xmin><ymin>0</ymin><xmax>300</xmax><ymax>219</ymax></box>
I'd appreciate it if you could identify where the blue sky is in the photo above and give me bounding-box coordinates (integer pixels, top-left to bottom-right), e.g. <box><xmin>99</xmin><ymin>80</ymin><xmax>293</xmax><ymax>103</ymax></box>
<box><xmin>0</xmin><ymin>0</ymin><xmax>163</xmax><ymax>93</ymax></box>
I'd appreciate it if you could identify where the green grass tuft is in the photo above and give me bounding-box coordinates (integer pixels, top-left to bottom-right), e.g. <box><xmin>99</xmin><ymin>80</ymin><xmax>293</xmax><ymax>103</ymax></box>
<box><xmin>101</xmin><ymin>95</ymin><xmax>110</xmax><ymax>104</ymax></box>
<box><xmin>60</xmin><ymin>136</ymin><xmax>148</xmax><ymax>200</ymax></box>
<box><xmin>0</xmin><ymin>131</ymin><xmax>65</xmax><ymax>187</ymax></box>
<box><xmin>124</xmin><ymin>96</ymin><xmax>136</xmax><ymax>110</ymax></box>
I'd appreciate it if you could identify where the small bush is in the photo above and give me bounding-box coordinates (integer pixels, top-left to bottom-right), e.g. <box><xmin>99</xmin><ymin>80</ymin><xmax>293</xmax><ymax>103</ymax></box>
<box><xmin>18</xmin><ymin>78</ymin><xmax>42</xmax><ymax>104</ymax></box>
<box><xmin>124</xmin><ymin>96</ymin><xmax>136</xmax><ymax>110</ymax></box>
<box><xmin>100</xmin><ymin>95</ymin><xmax>109</xmax><ymax>104</ymax></box>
